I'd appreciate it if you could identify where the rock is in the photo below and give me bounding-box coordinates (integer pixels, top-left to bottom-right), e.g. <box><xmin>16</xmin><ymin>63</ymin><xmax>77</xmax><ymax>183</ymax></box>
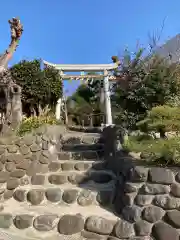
<box><xmin>33</xmin><ymin>215</ymin><xmax>58</xmax><ymax>231</ymax></box>
<box><xmin>149</xmin><ymin>168</ymin><xmax>175</xmax><ymax>184</ymax></box>
<box><xmin>16</xmin><ymin>159</ymin><xmax>31</xmax><ymax>170</ymax></box>
<box><xmin>48</xmin><ymin>162</ymin><xmax>61</xmax><ymax>171</ymax></box>
<box><xmin>90</xmin><ymin>172</ymin><xmax>113</xmax><ymax>183</ymax></box>
<box><xmin>45</xmin><ymin>188</ymin><xmax>61</xmax><ymax>202</ymax></box>
<box><xmin>0</xmin><ymin>146</ymin><xmax>5</xmax><ymax>155</ymax></box>
<box><xmin>23</xmin><ymin>135</ymin><xmax>34</xmax><ymax>146</ymax></box>
<box><xmin>77</xmin><ymin>190</ymin><xmax>94</xmax><ymax>206</ymax></box>
<box><xmin>39</xmin><ymin>155</ymin><xmax>50</xmax><ymax>164</ymax></box>
<box><xmin>154</xmin><ymin>195</ymin><xmax>180</xmax><ymax>209</ymax></box>
<box><xmin>81</xmin><ymin>230</ymin><xmax>105</xmax><ymax>240</ymax></box>
<box><xmin>85</xmin><ymin>216</ymin><xmax>114</xmax><ymax>235</ymax></box>
<box><xmin>0</xmin><ymin>162</ymin><xmax>4</xmax><ymax>171</ymax></box>
<box><xmin>6</xmin><ymin>154</ymin><xmax>24</xmax><ymax>164</ymax></box>
<box><xmin>140</xmin><ymin>183</ymin><xmax>170</xmax><ymax>195</ymax></box>
<box><xmin>6</xmin><ymin>178</ymin><xmax>19</xmax><ymax>190</ymax></box>
<box><xmin>30</xmin><ymin>144</ymin><xmax>41</xmax><ymax>152</ymax></box>
<box><xmin>121</xmin><ymin>193</ymin><xmax>136</xmax><ymax>206</ymax></box>
<box><xmin>58</xmin><ymin>214</ymin><xmax>84</xmax><ymax>235</ymax></box>
<box><xmin>0</xmin><ymin>214</ymin><xmax>12</xmax><ymax>228</ymax></box>
<box><xmin>62</xmin><ymin>189</ymin><xmax>78</xmax><ymax>204</ymax></box>
<box><xmin>142</xmin><ymin>206</ymin><xmax>165</xmax><ymax>223</ymax></box>
<box><xmin>26</xmin><ymin>162</ymin><xmax>43</xmax><ymax>176</ymax></box>
<box><xmin>175</xmin><ymin>172</ymin><xmax>180</xmax><ymax>183</ymax></box>
<box><xmin>166</xmin><ymin>210</ymin><xmax>180</xmax><ymax>228</ymax></box>
<box><xmin>20</xmin><ymin>177</ymin><xmax>30</xmax><ymax>186</ymax></box>
<box><xmin>124</xmin><ymin>182</ymin><xmax>142</xmax><ymax>193</ymax></box>
<box><xmin>134</xmin><ymin>220</ymin><xmax>152</xmax><ymax>236</ymax></box>
<box><xmin>13</xmin><ymin>189</ymin><xmax>26</xmax><ymax>202</ymax></box>
<box><xmin>58</xmin><ymin>152</ymin><xmax>71</xmax><ymax>160</ymax></box>
<box><xmin>10</xmin><ymin>169</ymin><xmax>25</xmax><ymax>178</ymax></box>
<box><xmin>14</xmin><ymin>214</ymin><xmax>33</xmax><ymax>229</ymax></box>
<box><xmin>4</xmin><ymin>190</ymin><xmax>14</xmax><ymax>199</ymax></box>
<box><xmin>75</xmin><ymin>162</ymin><xmax>91</xmax><ymax>171</ymax></box>
<box><xmin>31</xmin><ymin>175</ymin><xmax>45</xmax><ymax>185</ymax></box>
<box><xmin>48</xmin><ymin>174</ymin><xmax>68</xmax><ymax>185</ymax></box>
<box><xmin>122</xmin><ymin>205</ymin><xmax>142</xmax><ymax>223</ymax></box>
<box><xmin>68</xmin><ymin>173</ymin><xmax>88</xmax><ymax>184</ymax></box>
<box><xmin>42</xmin><ymin>141</ymin><xmax>48</xmax><ymax>150</ymax></box>
<box><xmin>5</xmin><ymin>162</ymin><xmax>16</xmax><ymax>172</ymax></box>
<box><xmin>61</xmin><ymin>162</ymin><xmax>75</xmax><ymax>171</ymax></box>
<box><xmin>114</xmin><ymin>220</ymin><xmax>135</xmax><ymax>238</ymax></box>
<box><xmin>42</xmin><ymin>150</ymin><xmax>50</xmax><ymax>158</ymax></box>
<box><xmin>129</xmin><ymin>167</ymin><xmax>149</xmax><ymax>182</ymax></box>
<box><xmin>27</xmin><ymin>189</ymin><xmax>44</xmax><ymax>205</ymax></box>
<box><xmin>170</xmin><ymin>183</ymin><xmax>180</xmax><ymax>197</ymax></box>
<box><xmin>0</xmin><ymin>172</ymin><xmax>9</xmax><ymax>183</ymax></box>
<box><xmin>135</xmin><ymin>195</ymin><xmax>154</xmax><ymax>206</ymax></box>
<box><xmin>92</xmin><ymin>162</ymin><xmax>105</xmax><ymax>171</ymax></box>
<box><xmin>7</xmin><ymin>145</ymin><xmax>18</xmax><ymax>153</ymax></box>
<box><xmin>96</xmin><ymin>191</ymin><xmax>112</xmax><ymax>206</ymax></box>
<box><xmin>152</xmin><ymin>221</ymin><xmax>179</xmax><ymax>240</ymax></box>
<box><xmin>19</xmin><ymin>145</ymin><xmax>30</xmax><ymax>155</ymax></box>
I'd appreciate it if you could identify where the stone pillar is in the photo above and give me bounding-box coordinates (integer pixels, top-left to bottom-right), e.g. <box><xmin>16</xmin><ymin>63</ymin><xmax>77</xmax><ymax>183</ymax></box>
<box><xmin>11</xmin><ymin>84</ymin><xmax>22</xmax><ymax>128</ymax></box>
<box><xmin>55</xmin><ymin>98</ymin><xmax>62</xmax><ymax>120</ymax></box>
<box><xmin>103</xmin><ymin>70</ymin><xmax>113</xmax><ymax>125</ymax></box>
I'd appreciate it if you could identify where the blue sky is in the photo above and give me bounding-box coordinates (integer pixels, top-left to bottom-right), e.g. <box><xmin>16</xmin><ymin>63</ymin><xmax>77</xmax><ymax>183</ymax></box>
<box><xmin>0</xmin><ymin>0</ymin><xmax>180</xmax><ymax>94</ymax></box>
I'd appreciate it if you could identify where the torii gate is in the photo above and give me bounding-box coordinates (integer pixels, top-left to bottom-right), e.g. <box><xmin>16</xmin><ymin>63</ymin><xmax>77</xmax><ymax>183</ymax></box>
<box><xmin>43</xmin><ymin>60</ymin><xmax>119</xmax><ymax>126</ymax></box>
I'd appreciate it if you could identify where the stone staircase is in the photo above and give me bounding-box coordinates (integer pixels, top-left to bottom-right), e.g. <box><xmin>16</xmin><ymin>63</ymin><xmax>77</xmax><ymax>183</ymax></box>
<box><xmin>0</xmin><ymin>127</ymin><xmax>120</xmax><ymax>240</ymax></box>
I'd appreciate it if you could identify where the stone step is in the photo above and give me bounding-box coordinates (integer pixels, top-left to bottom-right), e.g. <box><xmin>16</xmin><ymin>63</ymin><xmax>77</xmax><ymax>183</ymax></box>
<box><xmin>61</xmin><ymin>143</ymin><xmax>104</xmax><ymax>152</ymax></box>
<box><xmin>0</xmin><ymin>210</ymin><xmax>119</xmax><ymax>240</ymax></box>
<box><xmin>67</xmin><ymin>125</ymin><xmax>103</xmax><ymax>133</ymax></box>
<box><xmin>50</xmin><ymin>160</ymin><xmax>107</xmax><ymax>172</ymax></box>
<box><xmin>6</xmin><ymin>186</ymin><xmax>115</xmax><ymax>207</ymax></box>
<box><xmin>62</xmin><ymin>133</ymin><xmax>101</xmax><ymax>145</ymax></box>
<box><xmin>58</xmin><ymin>151</ymin><xmax>103</xmax><ymax>161</ymax></box>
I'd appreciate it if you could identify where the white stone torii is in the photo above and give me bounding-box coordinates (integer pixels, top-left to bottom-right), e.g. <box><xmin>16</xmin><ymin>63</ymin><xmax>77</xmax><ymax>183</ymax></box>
<box><xmin>43</xmin><ymin>60</ymin><xmax>119</xmax><ymax>126</ymax></box>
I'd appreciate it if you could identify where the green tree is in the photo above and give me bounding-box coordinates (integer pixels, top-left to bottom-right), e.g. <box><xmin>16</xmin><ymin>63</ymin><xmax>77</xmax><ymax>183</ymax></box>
<box><xmin>10</xmin><ymin>59</ymin><xmax>62</xmax><ymax>115</ymax></box>
<box><xmin>112</xmin><ymin>48</ymin><xmax>180</xmax><ymax>129</ymax></box>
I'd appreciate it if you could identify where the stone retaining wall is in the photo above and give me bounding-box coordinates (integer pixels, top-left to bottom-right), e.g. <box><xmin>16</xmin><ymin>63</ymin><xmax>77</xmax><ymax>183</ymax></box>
<box><xmin>113</xmin><ymin>166</ymin><xmax>180</xmax><ymax>240</ymax></box>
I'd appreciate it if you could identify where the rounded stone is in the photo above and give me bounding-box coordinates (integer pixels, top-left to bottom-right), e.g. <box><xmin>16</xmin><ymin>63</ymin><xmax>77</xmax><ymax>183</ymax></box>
<box><xmin>31</xmin><ymin>175</ymin><xmax>45</xmax><ymax>185</ymax></box>
<box><xmin>13</xmin><ymin>189</ymin><xmax>26</xmax><ymax>202</ymax></box>
<box><xmin>142</xmin><ymin>206</ymin><xmax>165</xmax><ymax>223</ymax></box>
<box><xmin>0</xmin><ymin>146</ymin><xmax>5</xmax><ymax>155</ymax></box>
<box><xmin>85</xmin><ymin>216</ymin><xmax>114</xmax><ymax>235</ymax></box>
<box><xmin>45</xmin><ymin>188</ymin><xmax>62</xmax><ymax>202</ymax></box>
<box><xmin>152</xmin><ymin>221</ymin><xmax>179</xmax><ymax>240</ymax></box>
<box><xmin>48</xmin><ymin>162</ymin><xmax>61</xmax><ymax>172</ymax></box>
<box><xmin>0</xmin><ymin>162</ymin><xmax>4</xmax><ymax>171</ymax></box>
<box><xmin>68</xmin><ymin>173</ymin><xmax>88</xmax><ymax>184</ymax></box>
<box><xmin>19</xmin><ymin>145</ymin><xmax>30</xmax><ymax>155</ymax></box>
<box><xmin>5</xmin><ymin>162</ymin><xmax>16</xmax><ymax>172</ymax></box>
<box><xmin>134</xmin><ymin>220</ymin><xmax>152</xmax><ymax>236</ymax></box>
<box><xmin>170</xmin><ymin>183</ymin><xmax>180</xmax><ymax>197</ymax></box>
<box><xmin>0</xmin><ymin>214</ymin><xmax>12</xmax><ymax>228</ymax></box>
<box><xmin>58</xmin><ymin>214</ymin><xmax>84</xmax><ymax>235</ymax></box>
<box><xmin>90</xmin><ymin>172</ymin><xmax>112</xmax><ymax>183</ymax></box>
<box><xmin>20</xmin><ymin>177</ymin><xmax>30</xmax><ymax>186</ymax></box>
<box><xmin>30</xmin><ymin>144</ymin><xmax>41</xmax><ymax>152</ymax></box>
<box><xmin>10</xmin><ymin>169</ymin><xmax>25</xmax><ymax>178</ymax></box>
<box><xmin>154</xmin><ymin>195</ymin><xmax>180</xmax><ymax>210</ymax></box>
<box><xmin>122</xmin><ymin>206</ymin><xmax>142</xmax><ymax>223</ymax></box>
<box><xmin>114</xmin><ymin>220</ymin><xmax>135</xmax><ymax>239</ymax></box>
<box><xmin>16</xmin><ymin>159</ymin><xmax>31</xmax><ymax>170</ymax></box>
<box><xmin>33</xmin><ymin>215</ymin><xmax>58</xmax><ymax>231</ymax></box>
<box><xmin>0</xmin><ymin>172</ymin><xmax>9</xmax><ymax>183</ymax></box>
<box><xmin>7</xmin><ymin>145</ymin><xmax>18</xmax><ymax>153</ymax></box>
<box><xmin>42</xmin><ymin>150</ymin><xmax>50</xmax><ymax>158</ymax></box>
<box><xmin>129</xmin><ymin>166</ymin><xmax>148</xmax><ymax>182</ymax></box>
<box><xmin>166</xmin><ymin>210</ymin><xmax>180</xmax><ymax>228</ymax></box>
<box><xmin>39</xmin><ymin>155</ymin><xmax>50</xmax><ymax>164</ymax></box>
<box><xmin>48</xmin><ymin>174</ymin><xmax>68</xmax><ymax>185</ymax></box>
<box><xmin>62</xmin><ymin>189</ymin><xmax>78</xmax><ymax>204</ymax></box>
<box><xmin>6</xmin><ymin>178</ymin><xmax>19</xmax><ymax>190</ymax></box>
<box><xmin>61</xmin><ymin>162</ymin><xmax>74</xmax><ymax>171</ymax></box>
<box><xmin>27</xmin><ymin>189</ymin><xmax>44</xmax><ymax>205</ymax></box>
<box><xmin>124</xmin><ymin>182</ymin><xmax>142</xmax><ymax>193</ymax></box>
<box><xmin>4</xmin><ymin>190</ymin><xmax>14</xmax><ymax>199</ymax></box>
<box><xmin>149</xmin><ymin>168</ymin><xmax>175</xmax><ymax>185</ymax></box>
<box><xmin>77</xmin><ymin>190</ymin><xmax>94</xmax><ymax>206</ymax></box>
<box><xmin>135</xmin><ymin>195</ymin><xmax>154</xmax><ymax>206</ymax></box>
<box><xmin>23</xmin><ymin>135</ymin><xmax>35</xmax><ymax>146</ymax></box>
<box><xmin>96</xmin><ymin>191</ymin><xmax>112</xmax><ymax>206</ymax></box>
<box><xmin>14</xmin><ymin>214</ymin><xmax>33</xmax><ymax>229</ymax></box>
<box><xmin>74</xmin><ymin>162</ymin><xmax>91</xmax><ymax>171</ymax></box>
<box><xmin>81</xmin><ymin>230</ymin><xmax>105</xmax><ymax>240</ymax></box>
<box><xmin>140</xmin><ymin>183</ymin><xmax>170</xmax><ymax>195</ymax></box>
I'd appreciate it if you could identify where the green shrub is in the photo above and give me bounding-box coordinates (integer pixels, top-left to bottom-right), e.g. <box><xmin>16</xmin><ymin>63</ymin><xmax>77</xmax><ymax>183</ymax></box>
<box><xmin>123</xmin><ymin>135</ymin><xmax>180</xmax><ymax>166</ymax></box>
<box><xmin>17</xmin><ymin>115</ymin><xmax>60</xmax><ymax>136</ymax></box>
